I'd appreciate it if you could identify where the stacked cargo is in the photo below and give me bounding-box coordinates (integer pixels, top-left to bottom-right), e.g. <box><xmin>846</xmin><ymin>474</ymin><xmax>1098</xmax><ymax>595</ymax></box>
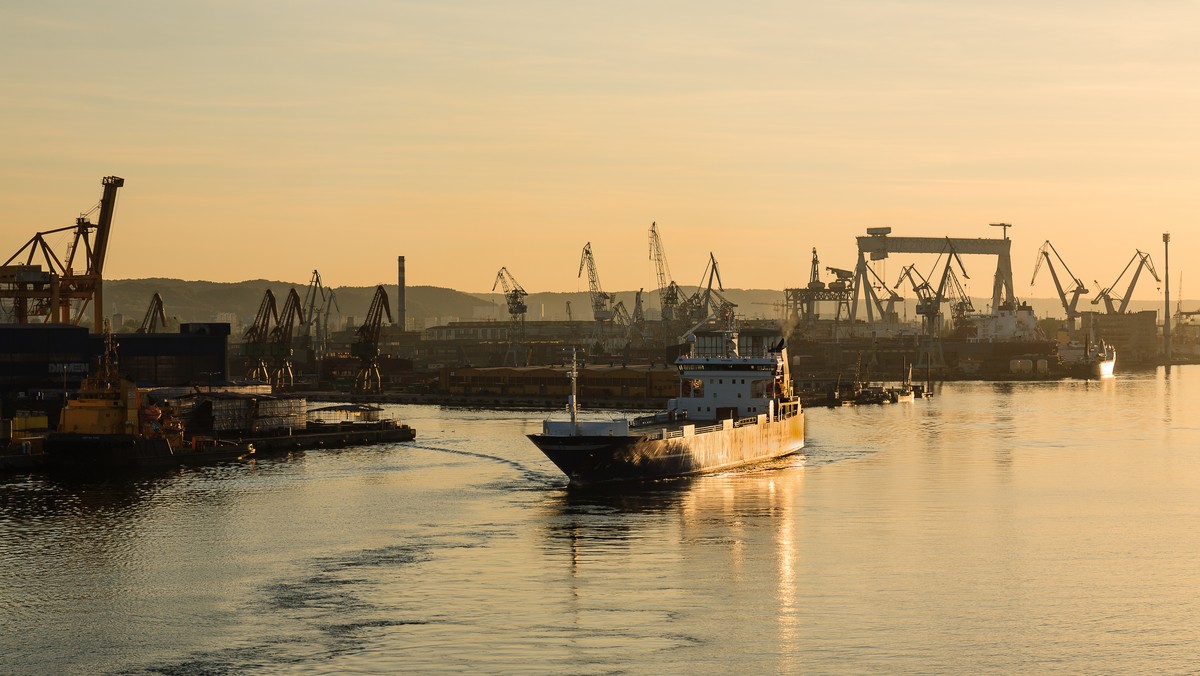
<box><xmin>166</xmin><ymin>392</ymin><xmax>307</xmax><ymax>435</ymax></box>
<box><xmin>250</xmin><ymin>396</ymin><xmax>306</xmax><ymax>434</ymax></box>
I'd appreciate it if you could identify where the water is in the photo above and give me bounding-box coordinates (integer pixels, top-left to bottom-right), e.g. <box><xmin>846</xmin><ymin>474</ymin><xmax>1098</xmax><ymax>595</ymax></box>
<box><xmin>2</xmin><ymin>367</ymin><xmax>1199</xmax><ymax>674</ymax></box>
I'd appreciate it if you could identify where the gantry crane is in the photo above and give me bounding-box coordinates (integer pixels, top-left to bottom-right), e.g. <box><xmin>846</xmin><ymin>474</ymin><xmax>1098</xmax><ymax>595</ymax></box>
<box><xmin>1</xmin><ymin>176</ymin><xmax>124</xmax><ymax>331</ymax></box>
<box><xmin>1092</xmin><ymin>250</ymin><xmax>1160</xmax><ymax>314</ymax></box>
<box><xmin>352</xmin><ymin>285</ymin><xmax>392</xmax><ymax>395</ymax></box>
<box><xmin>270</xmin><ymin>288</ymin><xmax>306</xmax><ymax>390</ymax></box>
<box><xmin>244</xmin><ymin>289</ymin><xmax>279</xmax><ymax>383</ymax></box>
<box><xmin>137</xmin><ymin>293</ymin><xmax>167</xmax><ymax>333</ymax></box>
<box><xmin>492</xmin><ymin>266</ymin><xmax>529</xmax><ymax>365</ymax></box>
<box><xmin>1030</xmin><ymin>241</ymin><xmax>1088</xmax><ymax>336</ymax></box>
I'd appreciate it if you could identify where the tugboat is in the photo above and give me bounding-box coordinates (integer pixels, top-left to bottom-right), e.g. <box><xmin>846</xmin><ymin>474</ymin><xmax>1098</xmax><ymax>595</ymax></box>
<box><xmin>528</xmin><ymin>332</ymin><xmax>804</xmax><ymax>486</ymax></box>
<box><xmin>44</xmin><ymin>328</ymin><xmax>254</xmax><ymax>470</ymax></box>
<box><xmin>1058</xmin><ymin>333</ymin><xmax>1117</xmax><ymax>379</ymax></box>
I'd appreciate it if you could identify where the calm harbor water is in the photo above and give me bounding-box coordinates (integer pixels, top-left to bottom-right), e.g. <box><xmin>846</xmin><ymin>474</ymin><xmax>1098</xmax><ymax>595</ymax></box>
<box><xmin>2</xmin><ymin>366</ymin><xmax>1199</xmax><ymax>674</ymax></box>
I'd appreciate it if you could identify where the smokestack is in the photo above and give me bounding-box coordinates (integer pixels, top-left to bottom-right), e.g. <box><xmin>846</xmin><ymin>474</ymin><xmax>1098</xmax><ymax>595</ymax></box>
<box><xmin>397</xmin><ymin>256</ymin><xmax>407</xmax><ymax>330</ymax></box>
<box><xmin>1164</xmin><ymin>233</ymin><xmax>1171</xmax><ymax>364</ymax></box>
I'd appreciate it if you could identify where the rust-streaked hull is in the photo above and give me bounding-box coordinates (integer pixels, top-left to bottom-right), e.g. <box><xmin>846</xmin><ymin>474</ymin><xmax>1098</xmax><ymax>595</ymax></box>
<box><xmin>528</xmin><ymin>413</ymin><xmax>804</xmax><ymax>485</ymax></box>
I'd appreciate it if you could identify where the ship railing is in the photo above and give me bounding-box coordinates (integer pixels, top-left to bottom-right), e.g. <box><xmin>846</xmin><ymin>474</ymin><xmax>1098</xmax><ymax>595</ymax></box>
<box><xmin>694</xmin><ymin>423</ymin><xmax>724</xmax><ymax>435</ymax></box>
<box><xmin>733</xmin><ymin>415</ymin><xmax>760</xmax><ymax>428</ymax></box>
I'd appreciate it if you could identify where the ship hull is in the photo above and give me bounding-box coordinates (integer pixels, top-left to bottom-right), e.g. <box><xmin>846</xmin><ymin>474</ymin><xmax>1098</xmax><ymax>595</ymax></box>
<box><xmin>44</xmin><ymin>433</ymin><xmax>250</xmax><ymax>471</ymax></box>
<box><xmin>529</xmin><ymin>413</ymin><xmax>804</xmax><ymax>485</ymax></box>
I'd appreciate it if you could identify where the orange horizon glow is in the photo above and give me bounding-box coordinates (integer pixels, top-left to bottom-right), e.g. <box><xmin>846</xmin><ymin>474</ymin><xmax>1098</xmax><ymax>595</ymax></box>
<box><xmin>3</xmin><ymin>2</ymin><xmax>1196</xmax><ymax>301</ymax></box>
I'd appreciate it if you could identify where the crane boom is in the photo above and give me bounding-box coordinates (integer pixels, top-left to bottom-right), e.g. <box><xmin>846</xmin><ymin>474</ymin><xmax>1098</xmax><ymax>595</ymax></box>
<box><xmin>1092</xmin><ymin>250</ymin><xmax>1160</xmax><ymax>314</ymax></box>
<box><xmin>1031</xmin><ymin>240</ymin><xmax>1088</xmax><ymax>323</ymax></box>
<box><xmin>492</xmin><ymin>266</ymin><xmax>528</xmax><ymax>317</ymax></box>
<box><xmin>137</xmin><ymin>293</ymin><xmax>167</xmax><ymax>333</ymax></box>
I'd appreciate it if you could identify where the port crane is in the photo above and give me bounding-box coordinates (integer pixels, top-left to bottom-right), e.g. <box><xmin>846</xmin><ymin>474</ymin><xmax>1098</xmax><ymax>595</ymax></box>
<box><xmin>579</xmin><ymin>242</ymin><xmax>617</xmax><ymax>352</ymax></box>
<box><xmin>648</xmin><ymin>223</ymin><xmax>684</xmax><ymax>322</ymax></box>
<box><xmin>1</xmin><ymin>175</ymin><xmax>124</xmax><ymax>331</ymax></box>
<box><xmin>578</xmin><ymin>242</ymin><xmax>614</xmax><ymax>322</ymax></box>
<box><xmin>270</xmin><ymin>288</ymin><xmax>306</xmax><ymax>390</ymax></box>
<box><xmin>1092</xmin><ymin>250</ymin><xmax>1160</xmax><ymax>314</ymax></box>
<box><xmin>316</xmin><ymin>289</ymin><xmax>340</xmax><ymax>361</ymax></box>
<box><xmin>678</xmin><ymin>253</ymin><xmax>736</xmax><ymax>329</ymax></box>
<box><xmin>300</xmin><ymin>270</ymin><xmax>332</xmax><ymax>357</ymax></box>
<box><xmin>244</xmin><ymin>289</ymin><xmax>279</xmax><ymax>383</ymax></box>
<box><xmin>942</xmin><ymin>265</ymin><xmax>974</xmax><ymax>327</ymax></box>
<box><xmin>808</xmin><ymin>248</ymin><xmax>824</xmax><ymax>289</ymax></box>
<box><xmin>137</xmin><ymin>293</ymin><xmax>168</xmax><ymax>333</ymax></box>
<box><xmin>1031</xmin><ymin>240</ymin><xmax>1089</xmax><ymax>334</ymax></box>
<box><xmin>299</xmin><ymin>271</ymin><xmax>339</xmax><ymax>362</ymax></box>
<box><xmin>895</xmin><ymin>265</ymin><xmax>938</xmax><ymax>333</ymax></box>
<box><xmin>630</xmin><ymin>288</ymin><xmax>648</xmax><ymax>343</ymax></box>
<box><xmin>352</xmin><ymin>285</ymin><xmax>392</xmax><ymax>395</ymax></box>
<box><xmin>492</xmin><ymin>267</ymin><xmax>529</xmax><ymax>365</ymax></box>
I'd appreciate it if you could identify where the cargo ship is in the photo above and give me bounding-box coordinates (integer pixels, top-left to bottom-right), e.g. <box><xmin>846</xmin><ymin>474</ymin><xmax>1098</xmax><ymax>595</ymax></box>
<box><xmin>528</xmin><ymin>339</ymin><xmax>804</xmax><ymax>485</ymax></box>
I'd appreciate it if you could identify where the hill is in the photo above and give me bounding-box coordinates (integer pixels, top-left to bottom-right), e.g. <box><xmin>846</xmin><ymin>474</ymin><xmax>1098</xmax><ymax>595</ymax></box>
<box><xmin>105</xmin><ymin>279</ymin><xmax>492</xmax><ymax>331</ymax></box>
<box><xmin>102</xmin><ymin>278</ymin><xmax>1191</xmax><ymax>331</ymax></box>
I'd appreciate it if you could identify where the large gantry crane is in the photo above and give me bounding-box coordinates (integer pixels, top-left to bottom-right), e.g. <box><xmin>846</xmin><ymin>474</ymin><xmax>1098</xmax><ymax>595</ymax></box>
<box><xmin>1092</xmin><ymin>250</ymin><xmax>1160</xmax><ymax>314</ymax></box>
<box><xmin>352</xmin><ymin>285</ymin><xmax>392</xmax><ymax>395</ymax></box>
<box><xmin>1031</xmin><ymin>240</ymin><xmax>1089</xmax><ymax>336</ymax></box>
<box><xmin>1</xmin><ymin>176</ymin><xmax>124</xmax><ymax>331</ymax></box>
<box><xmin>492</xmin><ymin>266</ymin><xmax>529</xmax><ymax>366</ymax></box>
<box><xmin>851</xmin><ymin>226</ymin><xmax>1013</xmax><ymax>327</ymax></box>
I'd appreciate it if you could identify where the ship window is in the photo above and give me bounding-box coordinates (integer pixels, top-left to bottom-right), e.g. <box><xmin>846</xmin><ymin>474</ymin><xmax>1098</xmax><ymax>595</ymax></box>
<box><xmin>737</xmin><ymin>393</ymin><xmax>741</xmax><ymax>398</ymax></box>
<box><xmin>719</xmin><ymin>379</ymin><xmax>723</xmax><ymax>384</ymax></box>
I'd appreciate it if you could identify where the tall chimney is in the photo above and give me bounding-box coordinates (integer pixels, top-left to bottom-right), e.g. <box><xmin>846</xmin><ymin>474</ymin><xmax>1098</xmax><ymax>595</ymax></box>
<box><xmin>397</xmin><ymin>256</ymin><xmax>407</xmax><ymax>330</ymax></box>
<box><xmin>1164</xmin><ymin>233</ymin><xmax>1171</xmax><ymax>364</ymax></box>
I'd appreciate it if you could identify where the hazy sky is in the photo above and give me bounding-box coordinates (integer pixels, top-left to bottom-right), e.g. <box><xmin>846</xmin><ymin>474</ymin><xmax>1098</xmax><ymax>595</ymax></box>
<box><xmin>2</xmin><ymin>1</ymin><xmax>1196</xmax><ymax>302</ymax></box>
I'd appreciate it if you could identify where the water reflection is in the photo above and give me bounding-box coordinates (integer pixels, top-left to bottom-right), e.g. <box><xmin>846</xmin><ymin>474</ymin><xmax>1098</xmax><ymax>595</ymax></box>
<box><xmin>538</xmin><ymin>465</ymin><xmax>810</xmax><ymax>671</ymax></box>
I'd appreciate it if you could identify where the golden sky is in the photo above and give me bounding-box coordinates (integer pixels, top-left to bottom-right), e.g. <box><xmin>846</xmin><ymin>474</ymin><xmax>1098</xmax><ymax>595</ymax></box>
<box><xmin>2</xmin><ymin>1</ymin><xmax>1195</xmax><ymax>301</ymax></box>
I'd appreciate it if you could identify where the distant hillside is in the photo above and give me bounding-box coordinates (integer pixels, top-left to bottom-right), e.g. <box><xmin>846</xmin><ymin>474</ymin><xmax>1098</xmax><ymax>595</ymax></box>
<box><xmin>103</xmin><ymin>278</ymin><xmax>1189</xmax><ymax>331</ymax></box>
<box><xmin>105</xmin><ymin>279</ymin><xmax>492</xmax><ymax>331</ymax></box>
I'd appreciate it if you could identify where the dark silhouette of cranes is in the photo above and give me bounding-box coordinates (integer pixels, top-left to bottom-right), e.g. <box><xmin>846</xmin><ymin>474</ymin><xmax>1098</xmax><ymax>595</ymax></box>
<box><xmin>352</xmin><ymin>285</ymin><xmax>392</xmax><ymax>395</ymax></box>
